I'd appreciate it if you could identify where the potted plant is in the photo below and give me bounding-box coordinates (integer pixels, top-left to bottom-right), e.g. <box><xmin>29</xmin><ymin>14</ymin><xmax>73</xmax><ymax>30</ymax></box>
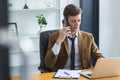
<box><xmin>36</xmin><ymin>14</ymin><xmax>47</xmax><ymax>32</ymax></box>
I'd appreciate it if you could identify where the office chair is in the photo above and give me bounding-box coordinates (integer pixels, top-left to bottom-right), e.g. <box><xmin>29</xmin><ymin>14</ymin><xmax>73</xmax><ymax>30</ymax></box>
<box><xmin>38</xmin><ymin>29</ymin><xmax>58</xmax><ymax>73</ymax></box>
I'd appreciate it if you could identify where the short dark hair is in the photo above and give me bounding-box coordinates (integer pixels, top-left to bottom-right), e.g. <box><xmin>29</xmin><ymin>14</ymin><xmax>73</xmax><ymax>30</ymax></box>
<box><xmin>63</xmin><ymin>4</ymin><xmax>82</xmax><ymax>19</ymax></box>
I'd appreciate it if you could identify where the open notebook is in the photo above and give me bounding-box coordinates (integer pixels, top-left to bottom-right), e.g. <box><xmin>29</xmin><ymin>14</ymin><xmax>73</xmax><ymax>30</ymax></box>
<box><xmin>80</xmin><ymin>57</ymin><xmax>120</xmax><ymax>79</ymax></box>
<box><xmin>53</xmin><ymin>69</ymin><xmax>81</xmax><ymax>79</ymax></box>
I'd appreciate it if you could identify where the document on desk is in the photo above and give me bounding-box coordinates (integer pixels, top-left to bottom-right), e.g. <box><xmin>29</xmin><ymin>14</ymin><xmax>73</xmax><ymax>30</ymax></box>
<box><xmin>53</xmin><ymin>69</ymin><xmax>81</xmax><ymax>79</ymax></box>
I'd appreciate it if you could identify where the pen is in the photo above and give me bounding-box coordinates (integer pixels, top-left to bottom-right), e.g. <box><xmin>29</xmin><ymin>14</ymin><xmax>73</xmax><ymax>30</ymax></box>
<box><xmin>64</xmin><ymin>72</ymin><xmax>70</xmax><ymax>76</ymax></box>
<box><xmin>64</xmin><ymin>72</ymin><xmax>73</xmax><ymax>78</ymax></box>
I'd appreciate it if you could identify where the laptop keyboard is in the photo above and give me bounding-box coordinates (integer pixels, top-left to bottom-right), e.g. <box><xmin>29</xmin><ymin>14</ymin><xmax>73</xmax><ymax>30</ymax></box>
<box><xmin>87</xmin><ymin>73</ymin><xmax>92</xmax><ymax>76</ymax></box>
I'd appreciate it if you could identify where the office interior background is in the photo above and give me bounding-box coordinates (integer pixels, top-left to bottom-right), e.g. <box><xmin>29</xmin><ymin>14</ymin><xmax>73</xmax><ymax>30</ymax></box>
<box><xmin>6</xmin><ymin>0</ymin><xmax>120</xmax><ymax>75</ymax></box>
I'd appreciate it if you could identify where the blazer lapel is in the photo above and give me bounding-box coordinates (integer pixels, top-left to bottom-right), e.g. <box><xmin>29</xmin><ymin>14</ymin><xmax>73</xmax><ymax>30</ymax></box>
<box><xmin>63</xmin><ymin>37</ymin><xmax>69</xmax><ymax>55</ymax></box>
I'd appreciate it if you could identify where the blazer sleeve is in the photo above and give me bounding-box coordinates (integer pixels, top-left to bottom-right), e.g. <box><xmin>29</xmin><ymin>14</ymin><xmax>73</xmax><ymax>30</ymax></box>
<box><xmin>90</xmin><ymin>34</ymin><xmax>104</xmax><ymax>60</ymax></box>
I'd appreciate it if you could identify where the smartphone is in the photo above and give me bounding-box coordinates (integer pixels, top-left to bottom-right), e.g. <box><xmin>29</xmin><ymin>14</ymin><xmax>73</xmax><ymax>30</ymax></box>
<box><xmin>62</xmin><ymin>18</ymin><xmax>69</xmax><ymax>27</ymax></box>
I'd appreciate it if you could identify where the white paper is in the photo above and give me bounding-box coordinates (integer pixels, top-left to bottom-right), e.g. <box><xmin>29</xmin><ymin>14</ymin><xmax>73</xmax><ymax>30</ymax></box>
<box><xmin>54</xmin><ymin>69</ymin><xmax>81</xmax><ymax>79</ymax></box>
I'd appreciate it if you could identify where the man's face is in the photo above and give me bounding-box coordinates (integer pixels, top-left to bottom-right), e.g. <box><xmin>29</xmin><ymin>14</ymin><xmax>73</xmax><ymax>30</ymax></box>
<box><xmin>68</xmin><ymin>14</ymin><xmax>81</xmax><ymax>33</ymax></box>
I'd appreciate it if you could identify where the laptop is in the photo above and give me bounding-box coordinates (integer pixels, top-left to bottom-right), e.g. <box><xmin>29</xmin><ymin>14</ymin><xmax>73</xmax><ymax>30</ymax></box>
<box><xmin>80</xmin><ymin>57</ymin><xmax>120</xmax><ymax>79</ymax></box>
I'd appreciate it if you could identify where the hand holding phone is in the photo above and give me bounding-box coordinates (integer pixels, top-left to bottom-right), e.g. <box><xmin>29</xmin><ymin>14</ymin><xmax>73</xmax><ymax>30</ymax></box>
<box><xmin>57</xmin><ymin>26</ymin><xmax>71</xmax><ymax>44</ymax></box>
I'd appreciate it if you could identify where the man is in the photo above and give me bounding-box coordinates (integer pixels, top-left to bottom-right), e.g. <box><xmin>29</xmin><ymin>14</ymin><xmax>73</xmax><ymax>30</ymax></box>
<box><xmin>45</xmin><ymin>4</ymin><xmax>104</xmax><ymax>72</ymax></box>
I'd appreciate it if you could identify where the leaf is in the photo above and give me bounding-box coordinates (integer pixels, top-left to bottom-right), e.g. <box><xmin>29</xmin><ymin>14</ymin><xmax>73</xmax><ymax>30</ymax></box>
<box><xmin>36</xmin><ymin>14</ymin><xmax>47</xmax><ymax>26</ymax></box>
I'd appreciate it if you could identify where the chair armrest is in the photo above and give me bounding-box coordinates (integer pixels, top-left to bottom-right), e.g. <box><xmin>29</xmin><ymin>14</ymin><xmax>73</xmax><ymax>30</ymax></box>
<box><xmin>38</xmin><ymin>64</ymin><xmax>51</xmax><ymax>73</ymax></box>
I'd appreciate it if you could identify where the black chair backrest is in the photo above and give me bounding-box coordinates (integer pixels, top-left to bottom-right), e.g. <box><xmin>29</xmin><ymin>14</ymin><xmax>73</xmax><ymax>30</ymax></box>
<box><xmin>38</xmin><ymin>30</ymin><xmax>58</xmax><ymax>72</ymax></box>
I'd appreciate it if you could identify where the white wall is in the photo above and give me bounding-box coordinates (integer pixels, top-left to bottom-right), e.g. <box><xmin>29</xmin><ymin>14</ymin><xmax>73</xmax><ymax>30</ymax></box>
<box><xmin>99</xmin><ymin>0</ymin><xmax>120</xmax><ymax>57</ymax></box>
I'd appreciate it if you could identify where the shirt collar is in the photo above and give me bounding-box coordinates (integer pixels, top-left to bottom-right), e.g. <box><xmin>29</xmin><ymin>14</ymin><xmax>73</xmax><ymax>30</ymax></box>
<box><xmin>67</xmin><ymin>32</ymin><xmax>78</xmax><ymax>38</ymax></box>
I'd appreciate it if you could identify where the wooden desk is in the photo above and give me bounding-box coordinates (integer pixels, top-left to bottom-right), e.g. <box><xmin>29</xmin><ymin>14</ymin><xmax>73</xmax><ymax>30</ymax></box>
<box><xmin>11</xmin><ymin>69</ymin><xmax>120</xmax><ymax>80</ymax></box>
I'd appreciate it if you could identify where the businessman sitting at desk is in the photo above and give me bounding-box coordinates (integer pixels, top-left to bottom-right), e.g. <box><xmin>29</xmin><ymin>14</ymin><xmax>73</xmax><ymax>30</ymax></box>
<box><xmin>45</xmin><ymin>4</ymin><xmax>104</xmax><ymax>72</ymax></box>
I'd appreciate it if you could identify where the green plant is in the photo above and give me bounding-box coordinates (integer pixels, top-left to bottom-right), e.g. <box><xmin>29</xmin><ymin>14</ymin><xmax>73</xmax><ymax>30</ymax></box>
<box><xmin>36</xmin><ymin>14</ymin><xmax>47</xmax><ymax>26</ymax></box>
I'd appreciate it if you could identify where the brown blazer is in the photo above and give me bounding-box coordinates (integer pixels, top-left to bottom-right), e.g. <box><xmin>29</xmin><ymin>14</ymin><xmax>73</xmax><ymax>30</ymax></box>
<box><xmin>45</xmin><ymin>30</ymin><xmax>104</xmax><ymax>71</ymax></box>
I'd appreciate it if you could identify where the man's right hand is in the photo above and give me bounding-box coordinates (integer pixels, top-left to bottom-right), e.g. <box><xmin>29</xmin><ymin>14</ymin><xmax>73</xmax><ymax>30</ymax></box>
<box><xmin>56</xmin><ymin>26</ymin><xmax>71</xmax><ymax>46</ymax></box>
